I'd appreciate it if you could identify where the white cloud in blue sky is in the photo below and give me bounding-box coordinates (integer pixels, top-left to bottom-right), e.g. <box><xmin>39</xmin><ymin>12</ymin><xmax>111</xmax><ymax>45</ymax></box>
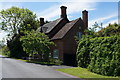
<box><xmin>0</xmin><ymin>1</ymin><xmax>118</xmax><ymax>41</ymax></box>
<box><xmin>37</xmin><ymin>2</ymin><xmax>96</xmax><ymax>20</ymax></box>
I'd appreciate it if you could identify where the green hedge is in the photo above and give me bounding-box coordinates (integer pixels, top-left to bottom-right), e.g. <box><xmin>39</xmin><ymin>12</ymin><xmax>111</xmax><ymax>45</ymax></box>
<box><xmin>76</xmin><ymin>35</ymin><xmax>120</xmax><ymax>76</ymax></box>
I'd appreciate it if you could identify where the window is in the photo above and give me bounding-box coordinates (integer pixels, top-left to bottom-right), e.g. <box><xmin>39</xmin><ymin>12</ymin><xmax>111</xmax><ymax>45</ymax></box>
<box><xmin>76</xmin><ymin>32</ymin><xmax>82</xmax><ymax>39</ymax></box>
<box><xmin>53</xmin><ymin>49</ymin><xmax>59</xmax><ymax>59</ymax></box>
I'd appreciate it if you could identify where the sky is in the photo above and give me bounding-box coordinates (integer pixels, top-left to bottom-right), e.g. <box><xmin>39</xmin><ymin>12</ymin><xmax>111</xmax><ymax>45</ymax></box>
<box><xmin>0</xmin><ymin>0</ymin><xmax>119</xmax><ymax>41</ymax></box>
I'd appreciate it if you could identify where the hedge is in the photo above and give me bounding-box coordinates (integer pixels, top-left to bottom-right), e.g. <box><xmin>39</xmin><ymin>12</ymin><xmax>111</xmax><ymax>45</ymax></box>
<box><xmin>76</xmin><ymin>35</ymin><xmax>120</xmax><ymax>76</ymax></box>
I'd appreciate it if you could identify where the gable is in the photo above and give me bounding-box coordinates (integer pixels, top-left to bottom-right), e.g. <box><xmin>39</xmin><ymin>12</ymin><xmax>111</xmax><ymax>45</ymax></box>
<box><xmin>51</xmin><ymin>18</ymin><xmax>84</xmax><ymax>40</ymax></box>
<box><xmin>37</xmin><ymin>18</ymin><xmax>64</xmax><ymax>34</ymax></box>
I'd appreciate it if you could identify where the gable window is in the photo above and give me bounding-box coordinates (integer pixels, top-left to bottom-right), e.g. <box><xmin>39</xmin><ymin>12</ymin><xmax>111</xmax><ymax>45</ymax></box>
<box><xmin>53</xmin><ymin>49</ymin><xmax>59</xmax><ymax>59</ymax></box>
<box><xmin>76</xmin><ymin>32</ymin><xmax>82</xmax><ymax>39</ymax></box>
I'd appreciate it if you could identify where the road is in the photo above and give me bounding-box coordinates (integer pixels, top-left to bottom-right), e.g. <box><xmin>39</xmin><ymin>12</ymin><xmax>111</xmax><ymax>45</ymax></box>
<box><xmin>0</xmin><ymin>55</ymin><xmax>2</xmax><ymax>80</ymax></box>
<box><xmin>0</xmin><ymin>55</ymin><xmax>78</xmax><ymax>79</ymax></box>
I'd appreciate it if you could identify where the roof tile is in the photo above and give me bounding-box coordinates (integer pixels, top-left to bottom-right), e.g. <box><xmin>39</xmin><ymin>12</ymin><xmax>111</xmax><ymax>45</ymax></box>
<box><xmin>51</xmin><ymin>18</ymin><xmax>81</xmax><ymax>40</ymax></box>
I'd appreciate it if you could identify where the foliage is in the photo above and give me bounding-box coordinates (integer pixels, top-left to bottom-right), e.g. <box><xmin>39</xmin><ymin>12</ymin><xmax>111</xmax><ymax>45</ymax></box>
<box><xmin>7</xmin><ymin>34</ymin><xmax>28</xmax><ymax>58</ymax></box>
<box><xmin>76</xmin><ymin>35</ymin><xmax>120</xmax><ymax>76</ymax></box>
<box><xmin>96</xmin><ymin>23</ymin><xmax>120</xmax><ymax>36</ymax></box>
<box><xmin>76</xmin><ymin>36</ymin><xmax>90</xmax><ymax>68</ymax></box>
<box><xmin>0</xmin><ymin>6</ymin><xmax>37</xmax><ymax>37</ymax></box>
<box><xmin>50</xmin><ymin>58</ymin><xmax>63</xmax><ymax>65</ymax></box>
<box><xmin>76</xmin><ymin>23</ymin><xmax>120</xmax><ymax>76</ymax></box>
<box><xmin>19</xmin><ymin>16</ymin><xmax>39</xmax><ymax>33</ymax></box>
<box><xmin>85</xmin><ymin>23</ymin><xmax>120</xmax><ymax>38</ymax></box>
<box><xmin>89</xmin><ymin>22</ymin><xmax>103</xmax><ymax>32</ymax></box>
<box><xmin>2</xmin><ymin>46</ymin><xmax>10</xmax><ymax>56</ymax></box>
<box><xmin>20</xmin><ymin>30</ymin><xmax>54</xmax><ymax>62</ymax></box>
<box><xmin>0</xmin><ymin>6</ymin><xmax>39</xmax><ymax>58</ymax></box>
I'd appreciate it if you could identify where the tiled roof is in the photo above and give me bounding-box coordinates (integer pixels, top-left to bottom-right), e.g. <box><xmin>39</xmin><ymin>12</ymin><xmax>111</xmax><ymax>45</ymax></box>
<box><xmin>37</xmin><ymin>18</ymin><xmax>63</xmax><ymax>33</ymax></box>
<box><xmin>51</xmin><ymin>18</ymin><xmax>81</xmax><ymax>40</ymax></box>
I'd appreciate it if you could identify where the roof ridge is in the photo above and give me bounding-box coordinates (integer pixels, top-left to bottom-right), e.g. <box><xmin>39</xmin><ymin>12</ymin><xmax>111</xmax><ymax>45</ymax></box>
<box><xmin>51</xmin><ymin>18</ymin><xmax>81</xmax><ymax>40</ymax></box>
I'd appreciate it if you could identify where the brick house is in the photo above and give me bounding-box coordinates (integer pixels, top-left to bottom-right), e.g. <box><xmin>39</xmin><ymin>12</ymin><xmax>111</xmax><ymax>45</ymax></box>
<box><xmin>37</xmin><ymin>6</ymin><xmax>88</xmax><ymax>66</ymax></box>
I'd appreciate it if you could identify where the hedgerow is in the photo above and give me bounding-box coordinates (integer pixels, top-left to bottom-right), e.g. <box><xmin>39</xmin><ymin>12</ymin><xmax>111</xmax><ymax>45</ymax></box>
<box><xmin>76</xmin><ymin>35</ymin><xmax>120</xmax><ymax>76</ymax></box>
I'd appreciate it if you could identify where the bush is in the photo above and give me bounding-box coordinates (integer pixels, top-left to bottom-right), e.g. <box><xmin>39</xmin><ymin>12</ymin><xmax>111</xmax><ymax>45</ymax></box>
<box><xmin>2</xmin><ymin>46</ymin><xmax>10</xmax><ymax>56</ymax></box>
<box><xmin>50</xmin><ymin>58</ymin><xmax>63</xmax><ymax>65</ymax></box>
<box><xmin>7</xmin><ymin>34</ymin><xmax>28</xmax><ymax>58</ymax></box>
<box><xmin>20</xmin><ymin>30</ymin><xmax>54</xmax><ymax>62</ymax></box>
<box><xmin>76</xmin><ymin>37</ymin><xmax>90</xmax><ymax>68</ymax></box>
<box><xmin>76</xmin><ymin>35</ymin><xmax>120</xmax><ymax>76</ymax></box>
<box><xmin>96</xmin><ymin>23</ymin><xmax>120</xmax><ymax>36</ymax></box>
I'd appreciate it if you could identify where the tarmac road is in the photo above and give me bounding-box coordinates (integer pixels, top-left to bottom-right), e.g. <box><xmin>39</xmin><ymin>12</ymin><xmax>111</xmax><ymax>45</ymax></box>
<box><xmin>0</xmin><ymin>55</ymin><xmax>79</xmax><ymax>79</ymax></box>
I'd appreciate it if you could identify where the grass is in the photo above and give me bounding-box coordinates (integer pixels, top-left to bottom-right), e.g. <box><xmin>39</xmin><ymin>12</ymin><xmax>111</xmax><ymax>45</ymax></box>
<box><xmin>56</xmin><ymin>67</ymin><xmax>120</xmax><ymax>78</ymax></box>
<box><xmin>0</xmin><ymin>51</ymin><xmax>61</xmax><ymax>66</ymax></box>
<box><xmin>1</xmin><ymin>51</ymin><xmax>119</xmax><ymax>79</ymax></box>
<box><xmin>17</xmin><ymin>59</ymin><xmax>61</xmax><ymax>66</ymax></box>
<box><xmin>20</xmin><ymin>59</ymin><xmax>55</xmax><ymax>65</ymax></box>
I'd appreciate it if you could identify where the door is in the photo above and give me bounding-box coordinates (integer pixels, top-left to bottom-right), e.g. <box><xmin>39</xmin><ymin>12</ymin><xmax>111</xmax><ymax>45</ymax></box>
<box><xmin>63</xmin><ymin>54</ymin><xmax>77</xmax><ymax>66</ymax></box>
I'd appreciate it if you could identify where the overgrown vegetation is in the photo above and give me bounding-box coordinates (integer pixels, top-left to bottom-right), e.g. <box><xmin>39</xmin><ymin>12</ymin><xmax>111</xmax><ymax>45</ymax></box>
<box><xmin>77</xmin><ymin>35</ymin><xmax>120</xmax><ymax>76</ymax></box>
<box><xmin>76</xmin><ymin>23</ymin><xmax>120</xmax><ymax>76</ymax></box>
<box><xmin>0</xmin><ymin>6</ymin><xmax>62</xmax><ymax>65</ymax></box>
<box><xmin>20</xmin><ymin>30</ymin><xmax>54</xmax><ymax>62</ymax></box>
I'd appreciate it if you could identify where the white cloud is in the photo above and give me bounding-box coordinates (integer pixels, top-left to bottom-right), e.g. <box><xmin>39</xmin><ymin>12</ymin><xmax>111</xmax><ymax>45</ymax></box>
<box><xmin>37</xmin><ymin>1</ymin><xmax>96</xmax><ymax>20</ymax></box>
<box><xmin>0</xmin><ymin>2</ymin><xmax>21</xmax><ymax>11</ymax></box>
<box><xmin>103</xmin><ymin>19</ymin><xmax>118</xmax><ymax>27</ymax></box>
<box><xmin>88</xmin><ymin>13</ymin><xmax>117</xmax><ymax>28</ymax></box>
<box><xmin>37</xmin><ymin>5</ymin><xmax>60</xmax><ymax>20</ymax></box>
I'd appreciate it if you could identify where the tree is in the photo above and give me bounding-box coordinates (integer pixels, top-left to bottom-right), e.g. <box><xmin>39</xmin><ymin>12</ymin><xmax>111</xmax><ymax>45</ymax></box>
<box><xmin>0</xmin><ymin>6</ymin><xmax>38</xmax><ymax>38</ymax></box>
<box><xmin>0</xmin><ymin>6</ymin><xmax>39</xmax><ymax>58</ymax></box>
<box><xmin>20</xmin><ymin>30</ymin><xmax>54</xmax><ymax>61</ymax></box>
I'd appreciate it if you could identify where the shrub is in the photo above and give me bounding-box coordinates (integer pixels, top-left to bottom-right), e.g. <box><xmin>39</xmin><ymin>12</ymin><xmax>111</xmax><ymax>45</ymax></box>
<box><xmin>20</xmin><ymin>30</ymin><xmax>54</xmax><ymax>62</ymax></box>
<box><xmin>2</xmin><ymin>46</ymin><xmax>10</xmax><ymax>56</ymax></box>
<box><xmin>7</xmin><ymin>34</ymin><xmax>27</xmax><ymax>58</ymax></box>
<box><xmin>76</xmin><ymin>35</ymin><xmax>120</xmax><ymax>76</ymax></box>
<box><xmin>50</xmin><ymin>58</ymin><xmax>63</xmax><ymax>65</ymax></box>
<box><xmin>76</xmin><ymin>37</ymin><xmax>91</xmax><ymax>68</ymax></box>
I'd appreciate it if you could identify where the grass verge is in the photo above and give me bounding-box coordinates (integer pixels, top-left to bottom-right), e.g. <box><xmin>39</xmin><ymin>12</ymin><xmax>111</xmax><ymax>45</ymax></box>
<box><xmin>56</xmin><ymin>67</ymin><xmax>120</xmax><ymax>78</ymax></box>
<box><xmin>0</xmin><ymin>51</ymin><xmax>61</xmax><ymax>66</ymax></box>
<box><xmin>17</xmin><ymin>59</ymin><xmax>58</xmax><ymax>65</ymax></box>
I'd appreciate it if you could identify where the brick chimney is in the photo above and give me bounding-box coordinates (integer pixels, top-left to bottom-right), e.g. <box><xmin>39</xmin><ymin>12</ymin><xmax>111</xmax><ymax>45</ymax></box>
<box><xmin>40</xmin><ymin>18</ymin><xmax>44</xmax><ymax>26</ymax></box>
<box><xmin>82</xmin><ymin>10</ymin><xmax>88</xmax><ymax>29</ymax></box>
<box><xmin>60</xmin><ymin>6</ymin><xmax>67</xmax><ymax>19</ymax></box>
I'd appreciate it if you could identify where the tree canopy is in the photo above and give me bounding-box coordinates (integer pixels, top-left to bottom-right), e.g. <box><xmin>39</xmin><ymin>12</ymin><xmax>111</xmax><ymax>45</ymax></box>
<box><xmin>0</xmin><ymin>6</ymin><xmax>38</xmax><ymax>38</ymax></box>
<box><xmin>20</xmin><ymin>30</ymin><xmax>54</xmax><ymax>61</ymax></box>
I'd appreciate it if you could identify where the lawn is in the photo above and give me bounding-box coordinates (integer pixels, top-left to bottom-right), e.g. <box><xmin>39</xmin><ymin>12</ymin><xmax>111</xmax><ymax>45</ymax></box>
<box><xmin>17</xmin><ymin>59</ymin><xmax>55</xmax><ymax>65</ymax></box>
<box><xmin>56</xmin><ymin>67</ymin><xmax>120</xmax><ymax>79</ymax></box>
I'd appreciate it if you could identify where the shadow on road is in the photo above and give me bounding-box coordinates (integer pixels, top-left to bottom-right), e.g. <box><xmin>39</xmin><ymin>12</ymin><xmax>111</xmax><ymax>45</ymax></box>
<box><xmin>0</xmin><ymin>56</ymin><xmax>10</xmax><ymax>58</ymax></box>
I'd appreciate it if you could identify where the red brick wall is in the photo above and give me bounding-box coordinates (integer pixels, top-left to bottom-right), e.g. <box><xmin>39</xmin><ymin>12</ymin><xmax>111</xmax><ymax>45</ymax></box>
<box><xmin>63</xmin><ymin>19</ymin><xmax>85</xmax><ymax>55</ymax></box>
<box><xmin>51</xmin><ymin>40</ymin><xmax>64</xmax><ymax>60</ymax></box>
<box><xmin>51</xmin><ymin>19</ymin><xmax>87</xmax><ymax>65</ymax></box>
